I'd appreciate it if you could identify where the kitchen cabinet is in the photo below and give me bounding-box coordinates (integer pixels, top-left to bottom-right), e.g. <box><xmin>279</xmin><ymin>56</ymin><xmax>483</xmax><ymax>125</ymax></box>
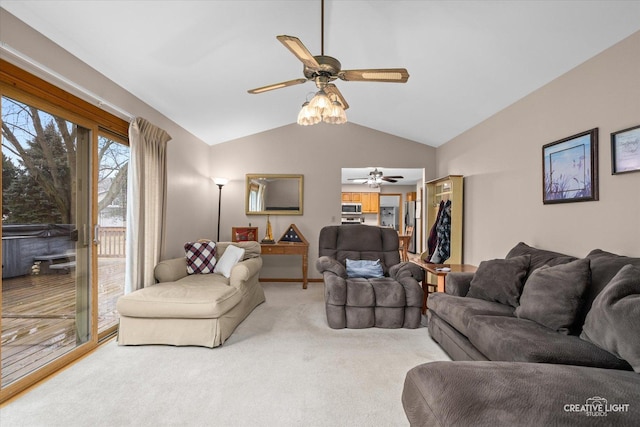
<box><xmin>361</xmin><ymin>192</ymin><xmax>379</xmax><ymax>213</ymax></box>
<box><xmin>342</xmin><ymin>192</ymin><xmax>378</xmax><ymax>213</ymax></box>
<box><xmin>341</xmin><ymin>192</ymin><xmax>362</xmax><ymax>202</ymax></box>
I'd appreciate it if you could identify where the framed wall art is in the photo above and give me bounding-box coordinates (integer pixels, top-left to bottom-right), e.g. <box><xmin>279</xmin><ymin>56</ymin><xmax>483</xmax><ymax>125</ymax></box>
<box><xmin>231</xmin><ymin>226</ymin><xmax>258</xmax><ymax>242</ymax></box>
<box><xmin>611</xmin><ymin>125</ymin><xmax>640</xmax><ymax>175</ymax></box>
<box><xmin>542</xmin><ymin>128</ymin><xmax>598</xmax><ymax>204</ymax></box>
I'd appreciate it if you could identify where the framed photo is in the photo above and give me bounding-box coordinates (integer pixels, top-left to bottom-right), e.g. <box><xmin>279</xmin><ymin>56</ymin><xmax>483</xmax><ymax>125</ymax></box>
<box><xmin>231</xmin><ymin>227</ymin><xmax>258</xmax><ymax>242</ymax></box>
<box><xmin>542</xmin><ymin>128</ymin><xmax>598</xmax><ymax>204</ymax></box>
<box><xmin>611</xmin><ymin>125</ymin><xmax>640</xmax><ymax>175</ymax></box>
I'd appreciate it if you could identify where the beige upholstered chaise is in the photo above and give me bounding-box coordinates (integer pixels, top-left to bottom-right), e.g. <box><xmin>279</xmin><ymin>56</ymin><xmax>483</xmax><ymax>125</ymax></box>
<box><xmin>116</xmin><ymin>241</ymin><xmax>265</xmax><ymax>348</ymax></box>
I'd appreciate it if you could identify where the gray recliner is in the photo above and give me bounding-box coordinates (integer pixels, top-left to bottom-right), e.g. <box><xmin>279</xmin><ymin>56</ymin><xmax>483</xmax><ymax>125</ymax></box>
<box><xmin>316</xmin><ymin>225</ymin><xmax>424</xmax><ymax>329</ymax></box>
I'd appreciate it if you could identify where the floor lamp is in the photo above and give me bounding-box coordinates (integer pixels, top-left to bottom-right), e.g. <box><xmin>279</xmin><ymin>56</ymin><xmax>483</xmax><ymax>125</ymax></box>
<box><xmin>214</xmin><ymin>177</ymin><xmax>228</xmax><ymax>241</ymax></box>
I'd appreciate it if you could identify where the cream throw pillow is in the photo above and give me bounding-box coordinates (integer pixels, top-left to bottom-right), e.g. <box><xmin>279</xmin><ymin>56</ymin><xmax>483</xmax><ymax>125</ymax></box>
<box><xmin>214</xmin><ymin>244</ymin><xmax>245</xmax><ymax>278</ymax></box>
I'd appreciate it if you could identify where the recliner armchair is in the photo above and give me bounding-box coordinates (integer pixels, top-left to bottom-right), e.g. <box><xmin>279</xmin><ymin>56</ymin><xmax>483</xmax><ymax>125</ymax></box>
<box><xmin>316</xmin><ymin>225</ymin><xmax>424</xmax><ymax>329</ymax></box>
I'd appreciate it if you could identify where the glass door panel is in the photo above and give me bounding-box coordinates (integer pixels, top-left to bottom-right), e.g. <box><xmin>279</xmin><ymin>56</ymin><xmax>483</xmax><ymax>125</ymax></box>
<box><xmin>96</xmin><ymin>134</ymin><xmax>128</xmax><ymax>336</ymax></box>
<box><xmin>1</xmin><ymin>96</ymin><xmax>91</xmax><ymax>387</ymax></box>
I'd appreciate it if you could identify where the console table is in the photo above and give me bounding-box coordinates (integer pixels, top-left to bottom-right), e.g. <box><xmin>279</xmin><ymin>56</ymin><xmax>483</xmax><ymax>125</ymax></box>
<box><xmin>410</xmin><ymin>260</ymin><xmax>477</xmax><ymax>313</ymax></box>
<box><xmin>259</xmin><ymin>224</ymin><xmax>309</xmax><ymax>289</ymax></box>
<box><xmin>260</xmin><ymin>242</ymin><xmax>309</xmax><ymax>289</ymax></box>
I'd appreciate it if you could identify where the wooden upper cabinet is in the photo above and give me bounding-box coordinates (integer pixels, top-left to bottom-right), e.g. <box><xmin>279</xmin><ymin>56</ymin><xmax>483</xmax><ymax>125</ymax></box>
<box><xmin>361</xmin><ymin>193</ymin><xmax>379</xmax><ymax>213</ymax></box>
<box><xmin>342</xmin><ymin>192</ymin><xmax>378</xmax><ymax>213</ymax></box>
<box><xmin>342</xmin><ymin>192</ymin><xmax>362</xmax><ymax>203</ymax></box>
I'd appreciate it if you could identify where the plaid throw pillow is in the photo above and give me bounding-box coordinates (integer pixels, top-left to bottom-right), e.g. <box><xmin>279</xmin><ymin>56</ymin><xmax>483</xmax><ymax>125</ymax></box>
<box><xmin>184</xmin><ymin>241</ymin><xmax>217</xmax><ymax>274</ymax></box>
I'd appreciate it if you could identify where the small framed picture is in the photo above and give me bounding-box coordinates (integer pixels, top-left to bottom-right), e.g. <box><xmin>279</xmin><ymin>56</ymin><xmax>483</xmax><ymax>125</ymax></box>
<box><xmin>611</xmin><ymin>125</ymin><xmax>640</xmax><ymax>175</ymax></box>
<box><xmin>542</xmin><ymin>128</ymin><xmax>598</xmax><ymax>204</ymax></box>
<box><xmin>231</xmin><ymin>227</ymin><xmax>258</xmax><ymax>242</ymax></box>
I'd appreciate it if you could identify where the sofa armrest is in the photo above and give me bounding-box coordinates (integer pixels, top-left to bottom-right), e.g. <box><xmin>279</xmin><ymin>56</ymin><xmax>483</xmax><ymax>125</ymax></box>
<box><xmin>229</xmin><ymin>257</ymin><xmax>263</xmax><ymax>291</ymax></box>
<box><xmin>446</xmin><ymin>272</ymin><xmax>475</xmax><ymax>296</ymax></box>
<box><xmin>154</xmin><ymin>257</ymin><xmax>188</xmax><ymax>283</ymax></box>
<box><xmin>389</xmin><ymin>262</ymin><xmax>425</xmax><ymax>282</ymax></box>
<box><xmin>315</xmin><ymin>256</ymin><xmax>347</xmax><ymax>278</ymax></box>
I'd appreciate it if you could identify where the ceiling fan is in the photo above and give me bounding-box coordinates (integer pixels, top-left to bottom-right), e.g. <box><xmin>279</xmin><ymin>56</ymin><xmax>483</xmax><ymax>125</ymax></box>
<box><xmin>349</xmin><ymin>168</ymin><xmax>404</xmax><ymax>185</ymax></box>
<box><xmin>247</xmin><ymin>0</ymin><xmax>410</xmax><ymax>112</ymax></box>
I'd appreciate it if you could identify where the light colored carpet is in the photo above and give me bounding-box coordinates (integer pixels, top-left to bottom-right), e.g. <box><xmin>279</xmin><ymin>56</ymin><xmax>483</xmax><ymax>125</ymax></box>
<box><xmin>1</xmin><ymin>283</ymin><xmax>450</xmax><ymax>427</ymax></box>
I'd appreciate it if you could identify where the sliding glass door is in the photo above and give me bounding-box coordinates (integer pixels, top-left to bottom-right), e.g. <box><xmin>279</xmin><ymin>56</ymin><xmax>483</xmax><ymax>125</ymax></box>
<box><xmin>96</xmin><ymin>133</ymin><xmax>129</xmax><ymax>336</ymax></box>
<box><xmin>0</xmin><ymin>60</ymin><xmax>129</xmax><ymax>402</ymax></box>
<box><xmin>1</xmin><ymin>95</ymin><xmax>91</xmax><ymax>387</ymax></box>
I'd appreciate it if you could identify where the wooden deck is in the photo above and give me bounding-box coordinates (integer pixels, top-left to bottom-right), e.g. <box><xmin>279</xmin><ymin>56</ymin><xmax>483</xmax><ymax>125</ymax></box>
<box><xmin>1</xmin><ymin>257</ymin><xmax>125</xmax><ymax>386</ymax></box>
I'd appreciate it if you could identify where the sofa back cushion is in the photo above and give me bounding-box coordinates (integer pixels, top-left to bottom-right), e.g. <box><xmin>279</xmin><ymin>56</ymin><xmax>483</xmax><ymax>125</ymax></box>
<box><xmin>466</xmin><ymin>255</ymin><xmax>530</xmax><ymax>307</ymax></box>
<box><xmin>506</xmin><ymin>242</ymin><xmax>577</xmax><ymax>279</ymax></box>
<box><xmin>515</xmin><ymin>258</ymin><xmax>591</xmax><ymax>334</ymax></box>
<box><xmin>581</xmin><ymin>264</ymin><xmax>640</xmax><ymax>372</ymax></box>
<box><xmin>578</xmin><ymin>249</ymin><xmax>640</xmax><ymax>328</ymax></box>
<box><xmin>318</xmin><ymin>225</ymin><xmax>400</xmax><ymax>274</ymax></box>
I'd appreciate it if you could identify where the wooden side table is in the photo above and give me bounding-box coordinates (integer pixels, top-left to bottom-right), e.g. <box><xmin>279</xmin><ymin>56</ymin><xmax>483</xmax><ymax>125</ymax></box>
<box><xmin>260</xmin><ymin>242</ymin><xmax>309</xmax><ymax>289</ymax></box>
<box><xmin>410</xmin><ymin>260</ymin><xmax>477</xmax><ymax>313</ymax></box>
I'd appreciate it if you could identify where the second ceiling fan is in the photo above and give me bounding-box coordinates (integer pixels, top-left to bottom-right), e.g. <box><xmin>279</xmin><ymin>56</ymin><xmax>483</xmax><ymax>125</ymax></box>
<box><xmin>349</xmin><ymin>168</ymin><xmax>405</xmax><ymax>185</ymax></box>
<box><xmin>247</xmin><ymin>0</ymin><xmax>410</xmax><ymax>112</ymax></box>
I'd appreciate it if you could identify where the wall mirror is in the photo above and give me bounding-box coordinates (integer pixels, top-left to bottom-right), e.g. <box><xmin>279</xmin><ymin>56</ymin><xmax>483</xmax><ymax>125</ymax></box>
<box><xmin>246</xmin><ymin>174</ymin><xmax>304</xmax><ymax>215</ymax></box>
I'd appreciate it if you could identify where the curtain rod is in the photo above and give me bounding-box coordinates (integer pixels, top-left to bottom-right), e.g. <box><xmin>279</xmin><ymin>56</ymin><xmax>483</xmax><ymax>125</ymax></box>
<box><xmin>0</xmin><ymin>41</ymin><xmax>134</xmax><ymax>121</ymax></box>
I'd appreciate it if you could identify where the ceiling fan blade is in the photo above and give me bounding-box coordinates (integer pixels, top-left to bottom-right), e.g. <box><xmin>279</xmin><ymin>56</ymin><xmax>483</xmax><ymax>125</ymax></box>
<box><xmin>276</xmin><ymin>35</ymin><xmax>321</xmax><ymax>70</ymax></box>
<box><xmin>339</xmin><ymin>68</ymin><xmax>410</xmax><ymax>83</ymax></box>
<box><xmin>383</xmin><ymin>175</ymin><xmax>404</xmax><ymax>179</ymax></box>
<box><xmin>324</xmin><ymin>84</ymin><xmax>349</xmax><ymax>110</ymax></box>
<box><xmin>348</xmin><ymin>177</ymin><xmax>370</xmax><ymax>181</ymax></box>
<box><xmin>247</xmin><ymin>78</ymin><xmax>308</xmax><ymax>94</ymax></box>
<box><xmin>382</xmin><ymin>178</ymin><xmax>398</xmax><ymax>183</ymax></box>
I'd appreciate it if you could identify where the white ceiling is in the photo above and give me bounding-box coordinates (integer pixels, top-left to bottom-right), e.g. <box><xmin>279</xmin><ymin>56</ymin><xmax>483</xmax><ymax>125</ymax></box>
<box><xmin>2</xmin><ymin>1</ymin><xmax>640</xmax><ymax>147</ymax></box>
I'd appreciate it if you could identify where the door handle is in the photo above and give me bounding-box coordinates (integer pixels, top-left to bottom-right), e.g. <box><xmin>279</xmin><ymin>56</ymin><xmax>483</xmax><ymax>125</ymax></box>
<box><xmin>93</xmin><ymin>224</ymin><xmax>100</xmax><ymax>245</ymax></box>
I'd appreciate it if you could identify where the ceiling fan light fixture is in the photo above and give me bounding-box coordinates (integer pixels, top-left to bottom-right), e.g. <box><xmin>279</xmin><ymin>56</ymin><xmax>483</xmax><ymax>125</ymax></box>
<box><xmin>308</xmin><ymin>89</ymin><xmax>331</xmax><ymax>114</ymax></box>
<box><xmin>297</xmin><ymin>101</ymin><xmax>321</xmax><ymax>126</ymax></box>
<box><xmin>323</xmin><ymin>100</ymin><xmax>347</xmax><ymax>124</ymax></box>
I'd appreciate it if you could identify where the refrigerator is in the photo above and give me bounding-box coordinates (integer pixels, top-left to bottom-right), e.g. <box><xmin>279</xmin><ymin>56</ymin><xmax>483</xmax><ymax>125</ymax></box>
<box><xmin>404</xmin><ymin>201</ymin><xmax>417</xmax><ymax>253</ymax></box>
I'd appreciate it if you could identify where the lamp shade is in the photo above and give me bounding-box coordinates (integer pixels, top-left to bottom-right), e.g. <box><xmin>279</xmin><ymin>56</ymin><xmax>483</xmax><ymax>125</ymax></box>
<box><xmin>308</xmin><ymin>90</ymin><xmax>331</xmax><ymax>114</ymax></box>
<box><xmin>213</xmin><ymin>177</ymin><xmax>228</xmax><ymax>186</ymax></box>
<box><xmin>323</xmin><ymin>100</ymin><xmax>347</xmax><ymax>124</ymax></box>
<box><xmin>297</xmin><ymin>101</ymin><xmax>321</xmax><ymax>126</ymax></box>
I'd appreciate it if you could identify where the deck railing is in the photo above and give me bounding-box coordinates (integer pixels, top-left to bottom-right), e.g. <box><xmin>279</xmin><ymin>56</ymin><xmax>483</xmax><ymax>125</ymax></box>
<box><xmin>97</xmin><ymin>226</ymin><xmax>126</xmax><ymax>258</ymax></box>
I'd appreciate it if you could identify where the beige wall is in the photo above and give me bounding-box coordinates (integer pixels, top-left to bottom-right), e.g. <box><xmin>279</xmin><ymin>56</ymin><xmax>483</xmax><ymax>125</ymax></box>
<box><xmin>210</xmin><ymin>123</ymin><xmax>436</xmax><ymax>279</ymax></box>
<box><xmin>436</xmin><ymin>31</ymin><xmax>640</xmax><ymax>264</ymax></box>
<box><xmin>0</xmin><ymin>9</ymin><xmax>214</xmax><ymax>257</ymax></box>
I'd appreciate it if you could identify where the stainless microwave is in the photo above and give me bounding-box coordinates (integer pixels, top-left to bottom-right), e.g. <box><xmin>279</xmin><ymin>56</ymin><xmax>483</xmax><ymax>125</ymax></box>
<box><xmin>341</xmin><ymin>203</ymin><xmax>362</xmax><ymax>215</ymax></box>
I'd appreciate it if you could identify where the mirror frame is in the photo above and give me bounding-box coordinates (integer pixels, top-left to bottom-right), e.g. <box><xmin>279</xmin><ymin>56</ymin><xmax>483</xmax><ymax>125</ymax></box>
<box><xmin>245</xmin><ymin>174</ymin><xmax>304</xmax><ymax>215</ymax></box>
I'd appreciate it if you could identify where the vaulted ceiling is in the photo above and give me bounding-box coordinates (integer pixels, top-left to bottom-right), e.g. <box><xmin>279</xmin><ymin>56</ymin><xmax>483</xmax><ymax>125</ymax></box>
<box><xmin>2</xmin><ymin>1</ymin><xmax>639</xmax><ymax>147</ymax></box>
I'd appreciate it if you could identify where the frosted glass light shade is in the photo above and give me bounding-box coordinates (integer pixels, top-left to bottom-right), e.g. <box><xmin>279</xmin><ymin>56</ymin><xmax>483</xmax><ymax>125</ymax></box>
<box><xmin>323</xmin><ymin>101</ymin><xmax>347</xmax><ymax>124</ymax></box>
<box><xmin>297</xmin><ymin>101</ymin><xmax>321</xmax><ymax>126</ymax></box>
<box><xmin>308</xmin><ymin>90</ymin><xmax>331</xmax><ymax>114</ymax></box>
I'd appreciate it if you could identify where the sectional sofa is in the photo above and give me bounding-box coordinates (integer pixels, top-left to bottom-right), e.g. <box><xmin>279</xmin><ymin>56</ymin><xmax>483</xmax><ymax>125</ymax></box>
<box><xmin>402</xmin><ymin>243</ymin><xmax>640</xmax><ymax>426</ymax></box>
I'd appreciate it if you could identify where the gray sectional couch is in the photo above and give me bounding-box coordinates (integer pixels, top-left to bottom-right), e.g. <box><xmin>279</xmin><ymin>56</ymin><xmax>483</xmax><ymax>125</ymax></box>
<box><xmin>402</xmin><ymin>243</ymin><xmax>640</xmax><ymax>426</ymax></box>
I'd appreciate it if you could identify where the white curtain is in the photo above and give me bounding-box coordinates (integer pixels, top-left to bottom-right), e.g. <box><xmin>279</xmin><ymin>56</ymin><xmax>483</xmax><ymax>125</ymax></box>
<box><xmin>125</xmin><ymin>117</ymin><xmax>171</xmax><ymax>293</ymax></box>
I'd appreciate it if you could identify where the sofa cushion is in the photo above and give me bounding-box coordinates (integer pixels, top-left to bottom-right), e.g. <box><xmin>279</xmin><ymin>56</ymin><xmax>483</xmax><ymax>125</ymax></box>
<box><xmin>184</xmin><ymin>240</ymin><xmax>217</xmax><ymax>274</ymax></box>
<box><xmin>116</xmin><ymin>281</ymin><xmax>242</xmax><ymax>318</ymax></box>
<box><xmin>403</xmin><ymin>361</ymin><xmax>640</xmax><ymax>427</ymax></box>
<box><xmin>580</xmin><ymin>249</ymin><xmax>640</xmax><ymax>327</ymax></box>
<box><xmin>346</xmin><ymin>259</ymin><xmax>384</xmax><ymax>278</ymax></box>
<box><xmin>467</xmin><ymin>315</ymin><xmax>632</xmax><ymax>370</ymax></box>
<box><xmin>581</xmin><ymin>264</ymin><xmax>640</xmax><ymax>373</ymax></box>
<box><xmin>427</xmin><ymin>292</ymin><xmax>514</xmax><ymax>337</ymax></box>
<box><xmin>214</xmin><ymin>244</ymin><xmax>245</xmax><ymax>278</ymax></box>
<box><xmin>506</xmin><ymin>242</ymin><xmax>577</xmax><ymax>278</ymax></box>
<box><xmin>515</xmin><ymin>258</ymin><xmax>591</xmax><ymax>334</ymax></box>
<box><xmin>466</xmin><ymin>255</ymin><xmax>530</xmax><ymax>307</ymax></box>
